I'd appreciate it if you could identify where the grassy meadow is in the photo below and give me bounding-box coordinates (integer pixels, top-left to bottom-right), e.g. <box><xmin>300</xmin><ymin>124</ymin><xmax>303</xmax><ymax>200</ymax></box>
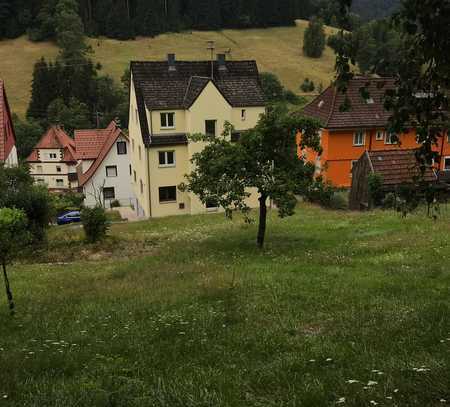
<box><xmin>1</xmin><ymin>204</ymin><xmax>450</xmax><ymax>406</ymax></box>
<box><xmin>0</xmin><ymin>20</ymin><xmax>338</xmax><ymax>117</ymax></box>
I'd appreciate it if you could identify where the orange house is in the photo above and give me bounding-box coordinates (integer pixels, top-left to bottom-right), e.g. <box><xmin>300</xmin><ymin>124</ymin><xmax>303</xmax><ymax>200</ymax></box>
<box><xmin>299</xmin><ymin>77</ymin><xmax>449</xmax><ymax>188</ymax></box>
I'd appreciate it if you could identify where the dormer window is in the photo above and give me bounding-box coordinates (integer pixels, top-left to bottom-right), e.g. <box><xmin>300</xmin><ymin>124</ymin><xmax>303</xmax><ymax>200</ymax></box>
<box><xmin>161</xmin><ymin>112</ymin><xmax>175</xmax><ymax>129</ymax></box>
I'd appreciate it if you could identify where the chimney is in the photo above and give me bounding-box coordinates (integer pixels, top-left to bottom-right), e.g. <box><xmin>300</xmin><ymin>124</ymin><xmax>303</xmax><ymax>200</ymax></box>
<box><xmin>217</xmin><ymin>54</ymin><xmax>227</xmax><ymax>71</ymax></box>
<box><xmin>168</xmin><ymin>53</ymin><xmax>176</xmax><ymax>71</ymax></box>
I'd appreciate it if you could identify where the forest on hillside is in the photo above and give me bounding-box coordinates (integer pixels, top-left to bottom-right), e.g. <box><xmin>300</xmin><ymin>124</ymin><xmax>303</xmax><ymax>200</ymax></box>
<box><xmin>0</xmin><ymin>0</ymin><xmax>399</xmax><ymax>41</ymax></box>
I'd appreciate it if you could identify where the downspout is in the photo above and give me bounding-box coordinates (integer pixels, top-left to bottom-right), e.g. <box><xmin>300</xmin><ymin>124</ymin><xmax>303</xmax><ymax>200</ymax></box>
<box><xmin>147</xmin><ymin>109</ymin><xmax>153</xmax><ymax>218</ymax></box>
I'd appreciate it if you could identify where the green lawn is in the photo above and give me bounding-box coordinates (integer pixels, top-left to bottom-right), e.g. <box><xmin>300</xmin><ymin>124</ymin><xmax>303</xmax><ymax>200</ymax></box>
<box><xmin>1</xmin><ymin>204</ymin><xmax>450</xmax><ymax>406</ymax></box>
<box><xmin>0</xmin><ymin>20</ymin><xmax>337</xmax><ymax>117</ymax></box>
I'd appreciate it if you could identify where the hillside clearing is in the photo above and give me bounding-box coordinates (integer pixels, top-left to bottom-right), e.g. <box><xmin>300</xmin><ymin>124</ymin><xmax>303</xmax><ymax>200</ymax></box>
<box><xmin>0</xmin><ymin>20</ymin><xmax>337</xmax><ymax>117</ymax></box>
<box><xmin>1</xmin><ymin>204</ymin><xmax>449</xmax><ymax>406</ymax></box>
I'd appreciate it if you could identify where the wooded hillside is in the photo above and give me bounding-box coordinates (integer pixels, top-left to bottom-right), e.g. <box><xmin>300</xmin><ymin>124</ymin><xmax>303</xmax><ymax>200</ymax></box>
<box><xmin>0</xmin><ymin>0</ymin><xmax>399</xmax><ymax>41</ymax></box>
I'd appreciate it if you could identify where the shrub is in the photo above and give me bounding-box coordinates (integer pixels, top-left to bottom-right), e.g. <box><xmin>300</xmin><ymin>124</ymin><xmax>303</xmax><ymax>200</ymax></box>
<box><xmin>382</xmin><ymin>192</ymin><xmax>397</xmax><ymax>209</ymax></box>
<box><xmin>0</xmin><ymin>165</ymin><xmax>53</xmax><ymax>242</ymax></box>
<box><xmin>300</xmin><ymin>78</ymin><xmax>315</xmax><ymax>92</ymax></box>
<box><xmin>367</xmin><ymin>173</ymin><xmax>384</xmax><ymax>208</ymax></box>
<box><xmin>110</xmin><ymin>199</ymin><xmax>121</xmax><ymax>208</ymax></box>
<box><xmin>81</xmin><ymin>206</ymin><xmax>109</xmax><ymax>243</ymax></box>
<box><xmin>305</xmin><ymin>178</ymin><xmax>335</xmax><ymax>208</ymax></box>
<box><xmin>53</xmin><ymin>191</ymin><xmax>85</xmax><ymax>216</ymax></box>
<box><xmin>329</xmin><ymin>191</ymin><xmax>349</xmax><ymax>210</ymax></box>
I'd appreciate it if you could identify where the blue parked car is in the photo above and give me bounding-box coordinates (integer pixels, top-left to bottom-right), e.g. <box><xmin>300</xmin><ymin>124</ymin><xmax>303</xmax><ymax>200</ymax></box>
<box><xmin>57</xmin><ymin>211</ymin><xmax>81</xmax><ymax>225</ymax></box>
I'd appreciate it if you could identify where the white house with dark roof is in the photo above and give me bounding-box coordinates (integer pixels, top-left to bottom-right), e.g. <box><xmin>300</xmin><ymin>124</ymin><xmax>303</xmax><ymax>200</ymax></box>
<box><xmin>129</xmin><ymin>54</ymin><xmax>266</xmax><ymax>218</ymax></box>
<box><xmin>75</xmin><ymin>121</ymin><xmax>135</xmax><ymax>208</ymax></box>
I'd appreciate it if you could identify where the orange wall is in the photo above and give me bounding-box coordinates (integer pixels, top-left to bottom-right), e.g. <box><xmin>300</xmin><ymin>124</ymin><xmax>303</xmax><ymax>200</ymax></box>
<box><xmin>298</xmin><ymin>128</ymin><xmax>449</xmax><ymax>188</ymax></box>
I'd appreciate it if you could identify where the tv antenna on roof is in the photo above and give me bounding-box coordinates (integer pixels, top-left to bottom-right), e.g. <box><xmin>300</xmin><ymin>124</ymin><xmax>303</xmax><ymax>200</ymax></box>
<box><xmin>207</xmin><ymin>40</ymin><xmax>215</xmax><ymax>80</ymax></box>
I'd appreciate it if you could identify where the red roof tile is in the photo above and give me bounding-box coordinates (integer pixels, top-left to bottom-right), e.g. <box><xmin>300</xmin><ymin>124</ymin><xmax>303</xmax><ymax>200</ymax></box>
<box><xmin>27</xmin><ymin>126</ymin><xmax>76</xmax><ymax>163</ymax></box>
<box><xmin>0</xmin><ymin>80</ymin><xmax>16</xmax><ymax>162</ymax></box>
<box><xmin>77</xmin><ymin>121</ymin><xmax>125</xmax><ymax>187</ymax></box>
<box><xmin>368</xmin><ymin>149</ymin><xmax>437</xmax><ymax>186</ymax></box>
<box><xmin>303</xmin><ymin>77</ymin><xmax>396</xmax><ymax>130</ymax></box>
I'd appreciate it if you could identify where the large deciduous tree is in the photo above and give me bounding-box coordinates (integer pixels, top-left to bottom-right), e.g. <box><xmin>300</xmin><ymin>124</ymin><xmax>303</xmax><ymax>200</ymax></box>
<box><xmin>182</xmin><ymin>106</ymin><xmax>321</xmax><ymax>248</ymax></box>
<box><xmin>0</xmin><ymin>207</ymin><xmax>30</xmax><ymax>315</ymax></box>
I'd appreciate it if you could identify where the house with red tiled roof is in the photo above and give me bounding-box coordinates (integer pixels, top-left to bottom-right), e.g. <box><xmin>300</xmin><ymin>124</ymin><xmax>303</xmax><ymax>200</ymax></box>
<box><xmin>298</xmin><ymin>77</ymin><xmax>450</xmax><ymax>188</ymax></box>
<box><xmin>0</xmin><ymin>80</ymin><xmax>18</xmax><ymax>167</ymax></box>
<box><xmin>27</xmin><ymin>126</ymin><xmax>78</xmax><ymax>190</ymax></box>
<box><xmin>75</xmin><ymin>121</ymin><xmax>134</xmax><ymax>208</ymax></box>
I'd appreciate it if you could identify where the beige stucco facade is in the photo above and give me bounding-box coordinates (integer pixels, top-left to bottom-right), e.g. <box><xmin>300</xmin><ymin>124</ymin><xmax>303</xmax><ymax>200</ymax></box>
<box><xmin>29</xmin><ymin>149</ymin><xmax>77</xmax><ymax>190</ymax></box>
<box><xmin>130</xmin><ymin>74</ymin><xmax>265</xmax><ymax>218</ymax></box>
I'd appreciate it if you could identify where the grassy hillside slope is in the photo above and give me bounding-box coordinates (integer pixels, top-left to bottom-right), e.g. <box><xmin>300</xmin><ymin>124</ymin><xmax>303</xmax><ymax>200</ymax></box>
<box><xmin>0</xmin><ymin>20</ymin><xmax>338</xmax><ymax>117</ymax></box>
<box><xmin>1</xmin><ymin>204</ymin><xmax>449</xmax><ymax>405</ymax></box>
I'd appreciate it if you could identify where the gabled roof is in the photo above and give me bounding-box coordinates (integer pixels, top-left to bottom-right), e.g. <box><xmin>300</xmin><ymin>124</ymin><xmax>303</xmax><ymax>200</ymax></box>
<box><xmin>367</xmin><ymin>149</ymin><xmax>436</xmax><ymax>186</ymax></box>
<box><xmin>74</xmin><ymin>121</ymin><xmax>116</xmax><ymax>160</ymax></box>
<box><xmin>77</xmin><ymin>121</ymin><xmax>125</xmax><ymax>187</ymax></box>
<box><xmin>131</xmin><ymin>59</ymin><xmax>265</xmax><ymax>147</ymax></box>
<box><xmin>0</xmin><ymin>80</ymin><xmax>16</xmax><ymax>162</ymax></box>
<box><xmin>27</xmin><ymin>126</ymin><xmax>77</xmax><ymax>163</ymax></box>
<box><xmin>303</xmin><ymin>77</ymin><xmax>396</xmax><ymax>130</ymax></box>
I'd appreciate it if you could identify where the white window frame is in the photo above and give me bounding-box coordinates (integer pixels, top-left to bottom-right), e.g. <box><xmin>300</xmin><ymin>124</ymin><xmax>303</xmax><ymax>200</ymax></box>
<box><xmin>444</xmin><ymin>156</ymin><xmax>450</xmax><ymax>171</ymax></box>
<box><xmin>106</xmin><ymin>165</ymin><xmax>118</xmax><ymax>177</ymax></box>
<box><xmin>375</xmin><ymin>130</ymin><xmax>385</xmax><ymax>141</ymax></box>
<box><xmin>158</xmin><ymin>151</ymin><xmax>175</xmax><ymax>168</ymax></box>
<box><xmin>56</xmin><ymin>179</ymin><xmax>64</xmax><ymax>187</ymax></box>
<box><xmin>353</xmin><ymin>131</ymin><xmax>365</xmax><ymax>146</ymax></box>
<box><xmin>160</xmin><ymin>112</ymin><xmax>175</xmax><ymax>129</ymax></box>
<box><xmin>117</xmin><ymin>141</ymin><xmax>127</xmax><ymax>155</ymax></box>
<box><xmin>385</xmin><ymin>132</ymin><xmax>398</xmax><ymax>145</ymax></box>
<box><xmin>103</xmin><ymin>187</ymin><xmax>115</xmax><ymax>200</ymax></box>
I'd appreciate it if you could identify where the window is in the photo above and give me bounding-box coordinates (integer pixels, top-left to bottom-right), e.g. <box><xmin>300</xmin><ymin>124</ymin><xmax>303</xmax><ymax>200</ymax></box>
<box><xmin>134</xmin><ymin>170</ymin><xmax>137</xmax><ymax>182</ymax></box>
<box><xmin>37</xmin><ymin>165</ymin><xmax>43</xmax><ymax>174</ymax></box>
<box><xmin>159</xmin><ymin>186</ymin><xmax>177</xmax><ymax>203</ymax></box>
<box><xmin>103</xmin><ymin>187</ymin><xmax>115</xmax><ymax>199</ymax></box>
<box><xmin>135</xmin><ymin>108</ymin><xmax>138</xmax><ymax>123</ymax></box>
<box><xmin>376</xmin><ymin>131</ymin><xmax>385</xmax><ymax>141</ymax></box>
<box><xmin>132</xmin><ymin>139</ymin><xmax>135</xmax><ymax>152</ymax></box>
<box><xmin>56</xmin><ymin>179</ymin><xmax>64</xmax><ymax>187</ymax></box>
<box><xmin>140</xmin><ymin>180</ymin><xmax>144</xmax><ymax>194</ymax></box>
<box><xmin>353</xmin><ymin>131</ymin><xmax>365</xmax><ymax>146</ymax></box>
<box><xmin>444</xmin><ymin>157</ymin><xmax>450</xmax><ymax>171</ymax></box>
<box><xmin>205</xmin><ymin>120</ymin><xmax>217</xmax><ymax>137</ymax></box>
<box><xmin>161</xmin><ymin>112</ymin><xmax>175</xmax><ymax>129</ymax></box>
<box><xmin>117</xmin><ymin>141</ymin><xmax>127</xmax><ymax>155</ymax></box>
<box><xmin>241</xmin><ymin>109</ymin><xmax>246</xmax><ymax>121</ymax></box>
<box><xmin>36</xmin><ymin>178</ymin><xmax>45</xmax><ymax>185</ymax></box>
<box><xmin>106</xmin><ymin>166</ymin><xmax>118</xmax><ymax>177</ymax></box>
<box><xmin>49</xmin><ymin>153</ymin><xmax>57</xmax><ymax>159</ymax></box>
<box><xmin>138</xmin><ymin>146</ymin><xmax>142</xmax><ymax>160</ymax></box>
<box><xmin>385</xmin><ymin>132</ymin><xmax>398</xmax><ymax>145</ymax></box>
<box><xmin>56</xmin><ymin>166</ymin><xmax>61</xmax><ymax>173</ymax></box>
<box><xmin>158</xmin><ymin>151</ymin><xmax>175</xmax><ymax>167</ymax></box>
<box><xmin>129</xmin><ymin>164</ymin><xmax>132</xmax><ymax>175</ymax></box>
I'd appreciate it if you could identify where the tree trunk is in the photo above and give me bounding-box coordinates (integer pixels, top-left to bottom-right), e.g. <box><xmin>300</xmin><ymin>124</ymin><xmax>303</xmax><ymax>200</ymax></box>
<box><xmin>2</xmin><ymin>262</ymin><xmax>14</xmax><ymax>315</ymax></box>
<box><xmin>257</xmin><ymin>193</ymin><xmax>267</xmax><ymax>249</ymax></box>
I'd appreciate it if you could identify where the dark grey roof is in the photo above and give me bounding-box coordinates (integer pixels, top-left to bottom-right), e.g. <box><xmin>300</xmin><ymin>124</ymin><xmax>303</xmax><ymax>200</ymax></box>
<box><xmin>131</xmin><ymin>60</ymin><xmax>265</xmax><ymax>147</ymax></box>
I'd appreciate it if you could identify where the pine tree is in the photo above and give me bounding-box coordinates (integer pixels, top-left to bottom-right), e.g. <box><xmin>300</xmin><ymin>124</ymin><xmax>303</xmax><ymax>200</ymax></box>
<box><xmin>303</xmin><ymin>16</ymin><xmax>326</xmax><ymax>58</ymax></box>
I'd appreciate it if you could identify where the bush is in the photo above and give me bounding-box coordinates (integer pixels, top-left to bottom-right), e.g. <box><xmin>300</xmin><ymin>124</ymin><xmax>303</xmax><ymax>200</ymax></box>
<box><xmin>300</xmin><ymin>78</ymin><xmax>315</xmax><ymax>92</ymax></box>
<box><xmin>367</xmin><ymin>173</ymin><xmax>384</xmax><ymax>208</ymax></box>
<box><xmin>329</xmin><ymin>191</ymin><xmax>348</xmax><ymax>210</ymax></box>
<box><xmin>305</xmin><ymin>178</ymin><xmax>335</xmax><ymax>208</ymax></box>
<box><xmin>0</xmin><ymin>165</ymin><xmax>53</xmax><ymax>242</ymax></box>
<box><xmin>81</xmin><ymin>206</ymin><xmax>109</xmax><ymax>243</ymax></box>
<box><xmin>110</xmin><ymin>199</ymin><xmax>121</xmax><ymax>208</ymax></box>
<box><xmin>52</xmin><ymin>192</ymin><xmax>85</xmax><ymax>216</ymax></box>
<box><xmin>382</xmin><ymin>192</ymin><xmax>397</xmax><ymax>209</ymax></box>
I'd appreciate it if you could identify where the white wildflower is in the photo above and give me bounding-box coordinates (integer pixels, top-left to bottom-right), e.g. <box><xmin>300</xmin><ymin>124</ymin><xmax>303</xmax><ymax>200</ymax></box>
<box><xmin>367</xmin><ymin>381</ymin><xmax>378</xmax><ymax>386</ymax></box>
<box><xmin>370</xmin><ymin>401</ymin><xmax>378</xmax><ymax>405</ymax></box>
<box><xmin>346</xmin><ymin>379</ymin><xmax>359</xmax><ymax>384</ymax></box>
<box><xmin>336</xmin><ymin>397</ymin><xmax>346</xmax><ymax>404</ymax></box>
